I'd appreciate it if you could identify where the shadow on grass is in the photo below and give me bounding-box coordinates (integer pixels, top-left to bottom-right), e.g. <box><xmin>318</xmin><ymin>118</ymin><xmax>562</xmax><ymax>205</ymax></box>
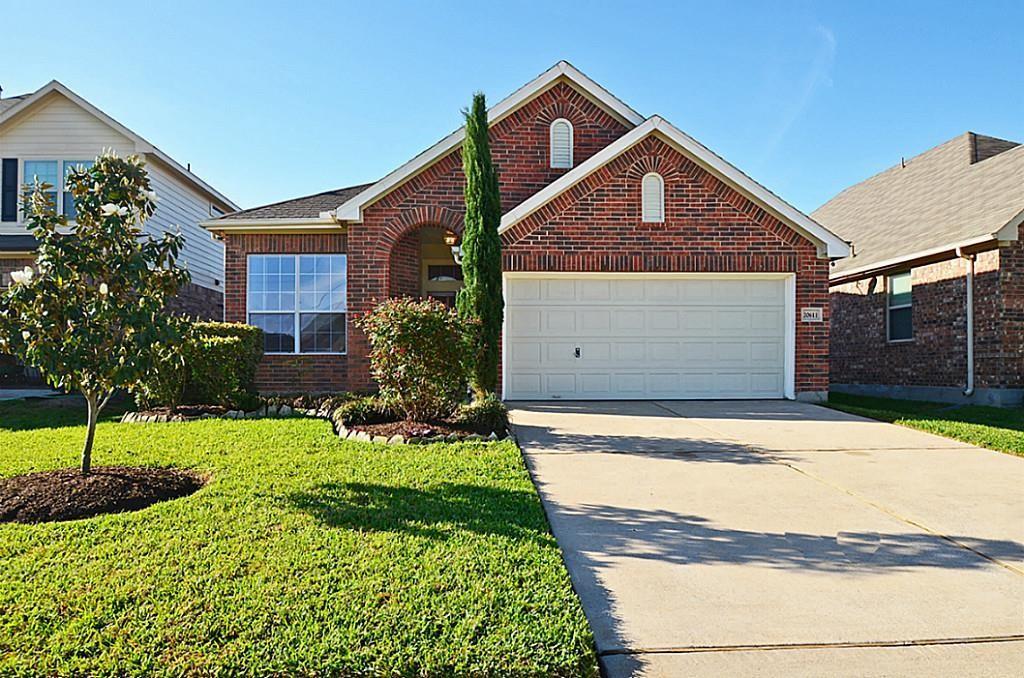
<box><xmin>0</xmin><ymin>396</ymin><xmax>129</xmax><ymax>432</ymax></box>
<box><xmin>288</xmin><ymin>482</ymin><xmax>558</xmax><ymax>545</ymax></box>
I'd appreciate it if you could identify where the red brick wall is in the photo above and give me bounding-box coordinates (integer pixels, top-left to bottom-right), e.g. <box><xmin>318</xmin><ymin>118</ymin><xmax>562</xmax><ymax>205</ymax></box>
<box><xmin>502</xmin><ymin>136</ymin><xmax>830</xmax><ymax>394</ymax></box>
<box><xmin>829</xmin><ymin>250</ymin><xmax>1005</xmax><ymax>389</ymax></box>
<box><xmin>388</xmin><ymin>230</ymin><xmax>421</xmax><ymax>298</ymax></box>
<box><xmin>999</xmin><ymin>228</ymin><xmax>1024</xmax><ymax>388</ymax></box>
<box><xmin>346</xmin><ymin>82</ymin><xmax>633</xmax><ymax>391</ymax></box>
<box><xmin>223</xmin><ymin>232</ymin><xmax>348</xmax><ymax>392</ymax></box>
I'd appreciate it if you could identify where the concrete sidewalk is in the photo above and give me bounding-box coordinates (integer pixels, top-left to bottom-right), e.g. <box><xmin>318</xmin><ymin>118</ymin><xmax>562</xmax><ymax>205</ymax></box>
<box><xmin>511</xmin><ymin>400</ymin><xmax>1024</xmax><ymax>677</ymax></box>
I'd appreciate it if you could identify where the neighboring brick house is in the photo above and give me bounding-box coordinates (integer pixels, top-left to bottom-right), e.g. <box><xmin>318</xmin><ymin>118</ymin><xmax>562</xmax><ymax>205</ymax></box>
<box><xmin>0</xmin><ymin>80</ymin><xmax>238</xmax><ymax>318</ymax></box>
<box><xmin>203</xmin><ymin>62</ymin><xmax>849</xmax><ymax>400</ymax></box>
<box><xmin>816</xmin><ymin>132</ymin><xmax>1024</xmax><ymax>406</ymax></box>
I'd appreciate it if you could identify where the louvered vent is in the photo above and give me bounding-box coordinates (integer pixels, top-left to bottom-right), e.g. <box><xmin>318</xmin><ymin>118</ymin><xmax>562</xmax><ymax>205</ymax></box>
<box><xmin>642</xmin><ymin>173</ymin><xmax>664</xmax><ymax>222</ymax></box>
<box><xmin>550</xmin><ymin>119</ymin><xmax>573</xmax><ymax>168</ymax></box>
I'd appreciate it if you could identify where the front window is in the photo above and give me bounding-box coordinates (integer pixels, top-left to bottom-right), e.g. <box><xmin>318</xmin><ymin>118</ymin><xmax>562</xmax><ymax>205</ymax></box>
<box><xmin>887</xmin><ymin>271</ymin><xmax>912</xmax><ymax>341</ymax></box>
<box><xmin>22</xmin><ymin>159</ymin><xmax>93</xmax><ymax>220</ymax></box>
<box><xmin>247</xmin><ymin>254</ymin><xmax>347</xmax><ymax>354</ymax></box>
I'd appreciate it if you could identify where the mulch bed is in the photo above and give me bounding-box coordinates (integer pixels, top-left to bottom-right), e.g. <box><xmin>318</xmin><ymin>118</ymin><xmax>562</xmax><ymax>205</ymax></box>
<box><xmin>0</xmin><ymin>466</ymin><xmax>206</xmax><ymax>524</ymax></box>
<box><xmin>136</xmin><ymin>405</ymin><xmax>228</xmax><ymax>419</ymax></box>
<box><xmin>352</xmin><ymin>419</ymin><xmax>497</xmax><ymax>439</ymax></box>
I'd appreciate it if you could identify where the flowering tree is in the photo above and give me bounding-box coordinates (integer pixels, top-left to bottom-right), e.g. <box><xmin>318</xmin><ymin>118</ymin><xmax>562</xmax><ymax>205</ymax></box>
<box><xmin>0</xmin><ymin>152</ymin><xmax>187</xmax><ymax>474</ymax></box>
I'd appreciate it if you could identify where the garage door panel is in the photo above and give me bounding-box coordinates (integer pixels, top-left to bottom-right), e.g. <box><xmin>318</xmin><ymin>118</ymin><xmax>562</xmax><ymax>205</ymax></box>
<box><xmin>543</xmin><ymin>279</ymin><xmax>575</xmax><ymax>301</ymax></box>
<box><xmin>579</xmin><ymin>310</ymin><xmax>611</xmax><ymax>332</ymax></box>
<box><xmin>505</xmin><ymin>277</ymin><xmax>787</xmax><ymax>400</ymax></box>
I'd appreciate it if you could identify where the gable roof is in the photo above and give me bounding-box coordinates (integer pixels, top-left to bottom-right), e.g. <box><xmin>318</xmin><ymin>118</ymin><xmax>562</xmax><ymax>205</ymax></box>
<box><xmin>499</xmin><ymin>115</ymin><xmax>851</xmax><ymax>258</ymax></box>
<box><xmin>0</xmin><ymin>81</ymin><xmax>238</xmax><ymax>212</ymax></box>
<box><xmin>333</xmin><ymin>61</ymin><xmax>645</xmax><ymax>222</ymax></box>
<box><xmin>814</xmin><ymin>132</ymin><xmax>1024</xmax><ymax>280</ymax></box>
<box><xmin>210</xmin><ymin>183</ymin><xmax>372</xmax><ymax>222</ymax></box>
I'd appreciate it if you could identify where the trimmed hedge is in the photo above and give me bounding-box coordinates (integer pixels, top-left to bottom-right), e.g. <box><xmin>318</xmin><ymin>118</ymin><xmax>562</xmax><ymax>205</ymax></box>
<box><xmin>455</xmin><ymin>394</ymin><xmax>509</xmax><ymax>434</ymax></box>
<box><xmin>133</xmin><ymin>322</ymin><xmax>263</xmax><ymax>410</ymax></box>
<box><xmin>332</xmin><ymin>395</ymin><xmax>395</xmax><ymax>427</ymax></box>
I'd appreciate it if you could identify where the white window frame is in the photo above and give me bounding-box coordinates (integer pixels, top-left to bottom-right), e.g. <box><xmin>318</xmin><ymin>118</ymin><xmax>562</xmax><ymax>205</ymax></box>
<box><xmin>641</xmin><ymin>172</ymin><xmax>665</xmax><ymax>223</ymax></box>
<box><xmin>20</xmin><ymin>158</ymin><xmax>93</xmax><ymax>222</ymax></box>
<box><xmin>246</xmin><ymin>253</ymin><xmax>348</xmax><ymax>355</ymax></box>
<box><xmin>886</xmin><ymin>271</ymin><xmax>913</xmax><ymax>343</ymax></box>
<box><xmin>549</xmin><ymin>118</ymin><xmax>574</xmax><ymax>169</ymax></box>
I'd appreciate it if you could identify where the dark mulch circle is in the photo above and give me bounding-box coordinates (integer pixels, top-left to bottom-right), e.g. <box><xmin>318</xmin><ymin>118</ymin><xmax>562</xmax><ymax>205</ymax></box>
<box><xmin>0</xmin><ymin>466</ymin><xmax>206</xmax><ymax>524</ymax></box>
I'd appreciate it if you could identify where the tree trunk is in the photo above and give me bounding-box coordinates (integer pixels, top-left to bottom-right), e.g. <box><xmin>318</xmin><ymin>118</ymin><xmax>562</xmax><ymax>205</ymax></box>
<box><xmin>81</xmin><ymin>393</ymin><xmax>98</xmax><ymax>475</ymax></box>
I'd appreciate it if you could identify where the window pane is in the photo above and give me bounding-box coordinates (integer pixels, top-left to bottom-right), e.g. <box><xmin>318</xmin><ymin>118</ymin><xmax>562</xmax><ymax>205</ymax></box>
<box><xmin>62</xmin><ymin>161</ymin><xmax>92</xmax><ymax>220</ymax></box>
<box><xmin>25</xmin><ymin>161</ymin><xmax>58</xmax><ymax>186</ymax></box>
<box><xmin>298</xmin><ymin>255</ymin><xmax>346</xmax><ymax>312</ymax></box>
<box><xmin>889</xmin><ymin>272</ymin><xmax>912</xmax><ymax>307</ymax></box>
<box><xmin>299</xmin><ymin>313</ymin><xmax>346</xmax><ymax>353</ymax></box>
<box><xmin>889</xmin><ymin>307</ymin><xmax>912</xmax><ymax>341</ymax></box>
<box><xmin>249</xmin><ymin>313</ymin><xmax>295</xmax><ymax>353</ymax></box>
<box><xmin>249</xmin><ymin>255</ymin><xmax>296</xmax><ymax>311</ymax></box>
<box><xmin>25</xmin><ymin>161</ymin><xmax>58</xmax><ymax>212</ymax></box>
<box><xmin>427</xmin><ymin>264</ymin><xmax>463</xmax><ymax>282</ymax></box>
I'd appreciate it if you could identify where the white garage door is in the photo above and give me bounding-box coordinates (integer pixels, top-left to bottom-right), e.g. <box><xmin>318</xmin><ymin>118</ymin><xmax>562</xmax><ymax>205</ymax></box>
<box><xmin>504</xmin><ymin>276</ymin><xmax>789</xmax><ymax>400</ymax></box>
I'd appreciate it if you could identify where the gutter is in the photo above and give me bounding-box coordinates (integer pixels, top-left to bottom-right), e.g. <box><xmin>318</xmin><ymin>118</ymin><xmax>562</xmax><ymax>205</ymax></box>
<box><xmin>957</xmin><ymin>247</ymin><xmax>975</xmax><ymax>397</ymax></box>
<box><xmin>828</xmin><ymin>235</ymin><xmax>998</xmax><ymax>285</ymax></box>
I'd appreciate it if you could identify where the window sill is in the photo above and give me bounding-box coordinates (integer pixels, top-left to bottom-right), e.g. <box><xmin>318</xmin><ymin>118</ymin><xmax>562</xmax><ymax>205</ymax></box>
<box><xmin>264</xmin><ymin>352</ymin><xmax>347</xmax><ymax>356</ymax></box>
<box><xmin>887</xmin><ymin>338</ymin><xmax>914</xmax><ymax>344</ymax></box>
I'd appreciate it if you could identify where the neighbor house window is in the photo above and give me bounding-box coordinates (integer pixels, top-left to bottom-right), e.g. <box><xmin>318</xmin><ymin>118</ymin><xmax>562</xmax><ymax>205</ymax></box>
<box><xmin>22</xmin><ymin>159</ymin><xmax>93</xmax><ymax>220</ymax></box>
<box><xmin>887</xmin><ymin>271</ymin><xmax>912</xmax><ymax>341</ymax></box>
<box><xmin>641</xmin><ymin>172</ymin><xmax>664</xmax><ymax>223</ymax></box>
<box><xmin>550</xmin><ymin>119</ymin><xmax>573</xmax><ymax>168</ymax></box>
<box><xmin>247</xmin><ymin>254</ymin><xmax>347</xmax><ymax>354</ymax></box>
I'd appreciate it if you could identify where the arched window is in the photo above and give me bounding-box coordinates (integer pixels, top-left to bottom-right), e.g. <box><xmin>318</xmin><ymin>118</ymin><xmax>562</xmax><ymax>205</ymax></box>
<box><xmin>549</xmin><ymin>119</ymin><xmax>573</xmax><ymax>168</ymax></box>
<box><xmin>641</xmin><ymin>173</ymin><xmax>664</xmax><ymax>223</ymax></box>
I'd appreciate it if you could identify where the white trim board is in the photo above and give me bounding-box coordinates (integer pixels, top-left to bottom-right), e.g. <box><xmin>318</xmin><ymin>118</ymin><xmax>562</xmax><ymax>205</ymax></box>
<box><xmin>334</xmin><ymin>61</ymin><xmax>644</xmax><ymax>222</ymax></box>
<box><xmin>499</xmin><ymin>116</ymin><xmax>851</xmax><ymax>259</ymax></box>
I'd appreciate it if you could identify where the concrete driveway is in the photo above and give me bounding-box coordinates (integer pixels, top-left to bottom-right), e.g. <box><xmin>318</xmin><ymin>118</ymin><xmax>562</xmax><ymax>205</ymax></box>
<box><xmin>510</xmin><ymin>400</ymin><xmax>1024</xmax><ymax>677</ymax></box>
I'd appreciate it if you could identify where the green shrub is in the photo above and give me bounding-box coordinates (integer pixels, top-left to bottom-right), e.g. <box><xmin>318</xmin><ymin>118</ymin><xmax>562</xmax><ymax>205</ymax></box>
<box><xmin>194</xmin><ymin>321</ymin><xmax>262</xmax><ymax>393</ymax></box>
<box><xmin>455</xmin><ymin>394</ymin><xmax>509</xmax><ymax>434</ymax></box>
<box><xmin>133</xmin><ymin>321</ymin><xmax>263</xmax><ymax>410</ymax></box>
<box><xmin>332</xmin><ymin>395</ymin><xmax>394</xmax><ymax>427</ymax></box>
<box><xmin>356</xmin><ymin>298</ymin><xmax>468</xmax><ymax>421</ymax></box>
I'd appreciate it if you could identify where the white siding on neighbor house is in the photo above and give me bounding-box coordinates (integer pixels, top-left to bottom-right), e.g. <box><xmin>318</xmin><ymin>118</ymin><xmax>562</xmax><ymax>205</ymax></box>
<box><xmin>0</xmin><ymin>94</ymin><xmax>135</xmax><ymax>158</ymax></box>
<box><xmin>0</xmin><ymin>91</ymin><xmax>226</xmax><ymax>291</ymax></box>
<box><xmin>146</xmin><ymin>161</ymin><xmax>224</xmax><ymax>291</ymax></box>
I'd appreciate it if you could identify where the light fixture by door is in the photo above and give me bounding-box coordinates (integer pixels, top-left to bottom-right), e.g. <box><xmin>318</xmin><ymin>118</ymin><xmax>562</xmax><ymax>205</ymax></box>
<box><xmin>443</xmin><ymin>229</ymin><xmax>463</xmax><ymax>264</ymax></box>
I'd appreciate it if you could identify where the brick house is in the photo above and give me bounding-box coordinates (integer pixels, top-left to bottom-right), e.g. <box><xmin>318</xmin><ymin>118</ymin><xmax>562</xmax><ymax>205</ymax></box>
<box><xmin>817</xmin><ymin>132</ymin><xmax>1024</xmax><ymax>406</ymax></box>
<box><xmin>203</xmin><ymin>62</ymin><xmax>849</xmax><ymax>400</ymax></box>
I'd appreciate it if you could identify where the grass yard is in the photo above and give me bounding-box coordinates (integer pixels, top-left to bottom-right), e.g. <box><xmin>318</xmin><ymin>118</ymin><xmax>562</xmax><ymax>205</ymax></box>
<box><xmin>826</xmin><ymin>392</ymin><xmax>1024</xmax><ymax>458</ymax></box>
<box><xmin>0</xmin><ymin>397</ymin><xmax>596</xmax><ymax>676</ymax></box>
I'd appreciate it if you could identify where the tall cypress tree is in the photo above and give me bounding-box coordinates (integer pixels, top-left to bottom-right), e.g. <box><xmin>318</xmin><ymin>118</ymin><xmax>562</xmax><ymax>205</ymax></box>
<box><xmin>457</xmin><ymin>92</ymin><xmax>503</xmax><ymax>400</ymax></box>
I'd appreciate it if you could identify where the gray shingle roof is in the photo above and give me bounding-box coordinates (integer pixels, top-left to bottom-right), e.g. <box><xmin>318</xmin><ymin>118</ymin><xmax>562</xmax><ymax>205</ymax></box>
<box><xmin>814</xmin><ymin>132</ymin><xmax>1024</xmax><ymax>277</ymax></box>
<box><xmin>213</xmin><ymin>183</ymin><xmax>373</xmax><ymax>221</ymax></box>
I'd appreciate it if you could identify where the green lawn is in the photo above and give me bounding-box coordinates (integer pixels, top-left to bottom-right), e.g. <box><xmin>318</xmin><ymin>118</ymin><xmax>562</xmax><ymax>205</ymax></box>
<box><xmin>826</xmin><ymin>392</ymin><xmax>1024</xmax><ymax>457</ymax></box>
<box><xmin>0</xmin><ymin>397</ymin><xmax>596</xmax><ymax>676</ymax></box>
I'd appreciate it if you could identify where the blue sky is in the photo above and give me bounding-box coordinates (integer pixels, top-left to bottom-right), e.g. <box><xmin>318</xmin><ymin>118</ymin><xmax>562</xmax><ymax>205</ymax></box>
<box><xmin>5</xmin><ymin>1</ymin><xmax>1021</xmax><ymax>212</ymax></box>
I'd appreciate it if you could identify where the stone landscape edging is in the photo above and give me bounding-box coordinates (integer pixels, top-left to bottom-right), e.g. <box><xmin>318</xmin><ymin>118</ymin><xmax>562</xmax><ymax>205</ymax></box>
<box><xmin>121</xmin><ymin>404</ymin><xmax>513</xmax><ymax>446</ymax></box>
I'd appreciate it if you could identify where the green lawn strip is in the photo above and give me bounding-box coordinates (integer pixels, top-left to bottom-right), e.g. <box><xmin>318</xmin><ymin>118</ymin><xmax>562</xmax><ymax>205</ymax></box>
<box><xmin>0</xmin><ymin>399</ymin><xmax>597</xmax><ymax>676</ymax></box>
<box><xmin>826</xmin><ymin>392</ymin><xmax>1024</xmax><ymax>457</ymax></box>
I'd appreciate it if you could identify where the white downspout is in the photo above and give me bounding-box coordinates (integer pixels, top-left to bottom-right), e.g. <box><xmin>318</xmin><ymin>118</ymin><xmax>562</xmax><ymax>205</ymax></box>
<box><xmin>956</xmin><ymin>248</ymin><xmax>975</xmax><ymax>397</ymax></box>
